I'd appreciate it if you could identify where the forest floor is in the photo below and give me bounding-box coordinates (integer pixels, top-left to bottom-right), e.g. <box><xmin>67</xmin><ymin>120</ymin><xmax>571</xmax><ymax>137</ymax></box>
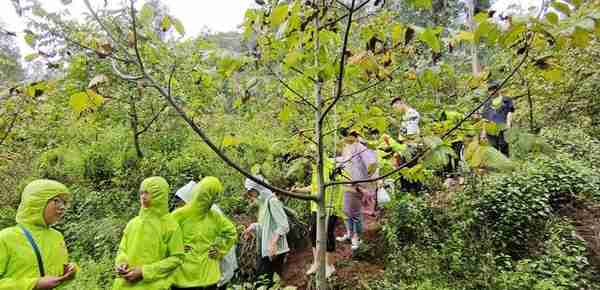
<box><xmin>280</xmin><ymin>215</ymin><xmax>386</xmax><ymax>289</ymax></box>
<box><xmin>559</xmin><ymin>201</ymin><xmax>600</xmax><ymax>275</ymax></box>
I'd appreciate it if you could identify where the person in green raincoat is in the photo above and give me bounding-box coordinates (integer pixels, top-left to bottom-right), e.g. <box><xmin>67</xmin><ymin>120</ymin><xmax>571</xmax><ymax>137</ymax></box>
<box><xmin>0</xmin><ymin>179</ymin><xmax>77</xmax><ymax>290</ymax></box>
<box><xmin>292</xmin><ymin>158</ymin><xmax>344</xmax><ymax>278</ymax></box>
<box><xmin>170</xmin><ymin>177</ymin><xmax>237</xmax><ymax>290</ymax></box>
<box><xmin>112</xmin><ymin>177</ymin><xmax>185</xmax><ymax>290</ymax></box>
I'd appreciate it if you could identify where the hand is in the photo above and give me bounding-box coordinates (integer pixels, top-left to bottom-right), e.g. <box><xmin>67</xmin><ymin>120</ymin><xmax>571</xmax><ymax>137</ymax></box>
<box><xmin>243</xmin><ymin>225</ymin><xmax>255</xmax><ymax>240</ymax></box>
<box><xmin>123</xmin><ymin>267</ymin><xmax>143</xmax><ymax>282</ymax></box>
<box><xmin>62</xmin><ymin>263</ymin><xmax>77</xmax><ymax>280</ymax></box>
<box><xmin>268</xmin><ymin>241</ymin><xmax>277</xmax><ymax>258</ymax></box>
<box><xmin>115</xmin><ymin>263</ymin><xmax>129</xmax><ymax>276</ymax></box>
<box><xmin>35</xmin><ymin>276</ymin><xmax>65</xmax><ymax>289</ymax></box>
<box><xmin>208</xmin><ymin>245</ymin><xmax>220</xmax><ymax>259</ymax></box>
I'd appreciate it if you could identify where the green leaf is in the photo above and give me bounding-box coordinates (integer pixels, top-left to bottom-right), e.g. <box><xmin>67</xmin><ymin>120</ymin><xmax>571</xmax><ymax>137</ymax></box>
<box><xmin>551</xmin><ymin>1</ymin><xmax>571</xmax><ymax>16</ymax></box>
<box><xmin>572</xmin><ymin>27</ymin><xmax>590</xmax><ymax>47</ymax></box>
<box><xmin>279</xmin><ymin>105</ymin><xmax>291</xmax><ymax>123</ymax></box>
<box><xmin>70</xmin><ymin>92</ymin><xmax>89</xmax><ymax>114</ymax></box>
<box><xmin>418</xmin><ymin>28</ymin><xmax>441</xmax><ymax>53</ymax></box>
<box><xmin>160</xmin><ymin>16</ymin><xmax>171</xmax><ymax>32</ymax></box>
<box><xmin>410</xmin><ymin>0</ymin><xmax>432</xmax><ymax>9</ymax></box>
<box><xmin>545</xmin><ymin>12</ymin><xmax>559</xmax><ymax>26</ymax></box>
<box><xmin>271</xmin><ymin>4</ymin><xmax>289</xmax><ymax>28</ymax></box>
<box><xmin>140</xmin><ymin>3</ymin><xmax>155</xmax><ymax>22</ymax></box>
<box><xmin>284</xmin><ymin>51</ymin><xmax>302</xmax><ymax>67</ymax></box>
<box><xmin>24</xmin><ymin>53</ymin><xmax>39</xmax><ymax>62</ymax></box>
<box><xmin>24</xmin><ymin>33</ymin><xmax>35</xmax><ymax>47</ymax></box>
<box><xmin>172</xmin><ymin>18</ymin><xmax>185</xmax><ymax>35</ymax></box>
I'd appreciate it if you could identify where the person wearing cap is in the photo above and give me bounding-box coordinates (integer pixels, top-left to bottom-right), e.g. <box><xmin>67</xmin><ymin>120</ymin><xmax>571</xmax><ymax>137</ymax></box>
<box><xmin>0</xmin><ymin>179</ymin><xmax>78</xmax><ymax>290</ymax></box>
<box><xmin>390</xmin><ymin>97</ymin><xmax>421</xmax><ymax>141</ymax></box>
<box><xmin>241</xmin><ymin>175</ymin><xmax>289</xmax><ymax>288</ymax></box>
<box><xmin>112</xmin><ymin>177</ymin><xmax>185</xmax><ymax>290</ymax></box>
<box><xmin>481</xmin><ymin>80</ymin><xmax>515</xmax><ymax>156</ymax></box>
<box><xmin>170</xmin><ymin>177</ymin><xmax>237</xmax><ymax>290</ymax></box>
<box><xmin>335</xmin><ymin>128</ymin><xmax>377</xmax><ymax>252</ymax></box>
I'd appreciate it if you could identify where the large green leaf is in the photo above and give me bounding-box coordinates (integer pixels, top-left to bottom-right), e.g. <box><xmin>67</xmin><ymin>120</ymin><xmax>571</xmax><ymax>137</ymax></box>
<box><xmin>140</xmin><ymin>3</ymin><xmax>154</xmax><ymax>23</ymax></box>
<box><xmin>418</xmin><ymin>28</ymin><xmax>440</xmax><ymax>52</ymax></box>
<box><xmin>391</xmin><ymin>24</ymin><xmax>405</xmax><ymax>46</ymax></box>
<box><xmin>545</xmin><ymin>12</ymin><xmax>559</xmax><ymax>26</ymax></box>
<box><xmin>551</xmin><ymin>1</ymin><xmax>571</xmax><ymax>16</ymax></box>
<box><xmin>271</xmin><ymin>4</ymin><xmax>289</xmax><ymax>28</ymax></box>
<box><xmin>172</xmin><ymin>18</ymin><xmax>185</xmax><ymax>35</ymax></box>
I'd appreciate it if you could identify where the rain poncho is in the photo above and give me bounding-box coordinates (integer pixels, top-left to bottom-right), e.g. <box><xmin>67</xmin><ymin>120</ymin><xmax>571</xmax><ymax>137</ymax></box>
<box><xmin>244</xmin><ymin>177</ymin><xmax>289</xmax><ymax>257</ymax></box>
<box><xmin>170</xmin><ymin>177</ymin><xmax>237</xmax><ymax>288</ymax></box>
<box><xmin>310</xmin><ymin>159</ymin><xmax>344</xmax><ymax>218</ymax></box>
<box><xmin>0</xmin><ymin>179</ymin><xmax>74</xmax><ymax>290</ymax></box>
<box><xmin>174</xmin><ymin>181</ymin><xmax>238</xmax><ymax>287</ymax></box>
<box><xmin>112</xmin><ymin>177</ymin><xmax>184</xmax><ymax>290</ymax></box>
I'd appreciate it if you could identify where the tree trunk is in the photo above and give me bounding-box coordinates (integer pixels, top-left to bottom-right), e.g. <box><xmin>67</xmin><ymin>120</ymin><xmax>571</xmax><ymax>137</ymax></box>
<box><xmin>467</xmin><ymin>0</ymin><xmax>480</xmax><ymax>76</ymax></box>
<box><xmin>129</xmin><ymin>92</ymin><xmax>144</xmax><ymax>159</ymax></box>
<box><xmin>314</xmin><ymin>1</ymin><xmax>327</xmax><ymax>288</ymax></box>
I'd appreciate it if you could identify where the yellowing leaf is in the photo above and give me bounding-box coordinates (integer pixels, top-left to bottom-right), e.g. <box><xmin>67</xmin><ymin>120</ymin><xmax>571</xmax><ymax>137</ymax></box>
<box><xmin>160</xmin><ymin>16</ymin><xmax>171</xmax><ymax>32</ymax></box>
<box><xmin>222</xmin><ymin>135</ymin><xmax>240</xmax><ymax>147</ymax></box>
<box><xmin>70</xmin><ymin>92</ymin><xmax>88</xmax><ymax>113</ymax></box>
<box><xmin>410</xmin><ymin>0</ymin><xmax>432</xmax><ymax>9</ymax></box>
<box><xmin>391</xmin><ymin>24</ymin><xmax>405</xmax><ymax>45</ymax></box>
<box><xmin>542</xmin><ymin>68</ymin><xmax>562</xmax><ymax>81</ymax></box>
<box><xmin>455</xmin><ymin>31</ymin><xmax>475</xmax><ymax>43</ymax></box>
<box><xmin>271</xmin><ymin>4</ymin><xmax>289</xmax><ymax>28</ymax></box>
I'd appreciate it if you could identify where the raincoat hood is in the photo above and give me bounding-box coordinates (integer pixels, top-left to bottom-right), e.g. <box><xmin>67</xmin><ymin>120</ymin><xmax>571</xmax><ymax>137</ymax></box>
<box><xmin>189</xmin><ymin>177</ymin><xmax>223</xmax><ymax>215</ymax></box>
<box><xmin>140</xmin><ymin>176</ymin><xmax>170</xmax><ymax>217</ymax></box>
<box><xmin>15</xmin><ymin>179</ymin><xmax>70</xmax><ymax>227</ymax></box>
<box><xmin>244</xmin><ymin>175</ymin><xmax>273</xmax><ymax>206</ymax></box>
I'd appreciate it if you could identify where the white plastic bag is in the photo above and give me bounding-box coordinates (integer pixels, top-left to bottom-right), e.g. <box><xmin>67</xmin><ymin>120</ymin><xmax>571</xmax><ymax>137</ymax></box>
<box><xmin>377</xmin><ymin>187</ymin><xmax>391</xmax><ymax>205</ymax></box>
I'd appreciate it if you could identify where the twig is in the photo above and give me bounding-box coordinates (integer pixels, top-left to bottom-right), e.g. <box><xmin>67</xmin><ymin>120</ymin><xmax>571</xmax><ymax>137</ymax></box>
<box><xmin>268</xmin><ymin>67</ymin><xmax>318</xmax><ymax>111</ymax></box>
<box><xmin>341</xmin><ymin>65</ymin><xmax>404</xmax><ymax>98</ymax></box>
<box><xmin>137</xmin><ymin>104</ymin><xmax>168</xmax><ymax>136</ymax></box>
<box><xmin>111</xmin><ymin>58</ymin><xmax>143</xmax><ymax>80</ymax></box>
<box><xmin>130</xmin><ymin>0</ymin><xmax>145</xmax><ymax>74</ymax></box>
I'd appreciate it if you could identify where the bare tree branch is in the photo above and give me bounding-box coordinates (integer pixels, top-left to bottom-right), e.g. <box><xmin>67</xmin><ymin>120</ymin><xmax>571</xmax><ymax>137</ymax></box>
<box><xmin>340</xmin><ymin>64</ymin><xmax>404</xmax><ymax>98</ymax></box>
<box><xmin>268</xmin><ymin>67</ymin><xmax>319</xmax><ymax>111</ymax></box>
<box><xmin>319</xmin><ymin>0</ymin><xmax>355</xmax><ymax>124</ymax></box>
<box><xmin>137</xmin><ymin>104</ymin><xmax>168</xmax><ymax>136</ymax></box>
<box><xmin>112</xmin><ymin>58</ymin><xmax>143</xmax><ymax>80</ymax></box>
<box><xmin>129</xmin><ymin>0</ymin><xmax>145</xmax><ymax>74</ymax></box>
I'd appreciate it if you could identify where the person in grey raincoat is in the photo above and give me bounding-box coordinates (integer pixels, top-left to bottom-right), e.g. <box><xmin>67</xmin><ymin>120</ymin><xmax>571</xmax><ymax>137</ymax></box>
<box><xmin>242</xmin><ymin>176</ymin><xmax>290</xmax><ymax>289</ymax></box>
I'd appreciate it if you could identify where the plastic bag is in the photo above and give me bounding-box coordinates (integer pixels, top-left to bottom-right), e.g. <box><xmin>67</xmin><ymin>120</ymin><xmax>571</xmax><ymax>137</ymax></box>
<box><xmin>377</xmin><ymin>187</ymin><xmax>391</xmax><ymax>205</ymax></box>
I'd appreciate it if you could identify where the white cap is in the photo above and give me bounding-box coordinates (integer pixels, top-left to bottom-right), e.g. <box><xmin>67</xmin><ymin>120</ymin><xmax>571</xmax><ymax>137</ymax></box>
<box><xmin>175</xmin><ymin>180</ymin><xmax>197</xmax><ymax>203</ymax></box>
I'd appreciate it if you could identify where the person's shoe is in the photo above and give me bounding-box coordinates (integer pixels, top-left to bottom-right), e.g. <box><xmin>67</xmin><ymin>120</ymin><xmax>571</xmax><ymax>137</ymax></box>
<box><xmin>326</xmin><ymin>264</ymin><xmax>336</xmax><ymax>278</ymax></box>
<box><xmin>336</xmin><ymin>233</ymin><xmax>351</xmax><ymax>242</ymax></box>
<box><xmin>306</xmin><ymin>263</ymin><xmax>318</xmax><ymax>275</ymax></box>
<box><xmin>351</xmin><ymin>237</ymin><xmax>361</xmax><ymax>250</ymax></box>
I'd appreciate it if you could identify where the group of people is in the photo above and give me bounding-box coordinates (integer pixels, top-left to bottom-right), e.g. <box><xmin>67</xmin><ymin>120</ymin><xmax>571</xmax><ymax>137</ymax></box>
<box><xmin>0</xmin><ymin>80</ymin><xmax>515</xmax><ymax>290</ymax></box>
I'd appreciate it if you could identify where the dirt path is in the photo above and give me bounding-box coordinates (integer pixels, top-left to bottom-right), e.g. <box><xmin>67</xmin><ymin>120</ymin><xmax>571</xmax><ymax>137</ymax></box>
<box><xmin>280</xmin><ymin>215</ymin><xmax>386</xmax><ymax>289</ymax></box>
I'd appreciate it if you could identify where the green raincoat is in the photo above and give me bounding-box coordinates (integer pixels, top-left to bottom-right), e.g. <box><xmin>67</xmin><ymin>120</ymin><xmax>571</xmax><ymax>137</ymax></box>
<box><xmin>112</xmin><ymin>177</ymin><xmax>184</xmax><ymax>290</ymax></box>
<box><xmin>0</xmin><ymin>179</ymin><xmax>74</xmax><ymax>290</ymax></box>
<box><xmin>310</xmin><ymin>159</ymin><xmax>344</xmax><ymax>218</ymax></box>
<box><xmin>170</xmin><ymin>177</ymin><xmax>237</xmax><ymax>288</ymax></box>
